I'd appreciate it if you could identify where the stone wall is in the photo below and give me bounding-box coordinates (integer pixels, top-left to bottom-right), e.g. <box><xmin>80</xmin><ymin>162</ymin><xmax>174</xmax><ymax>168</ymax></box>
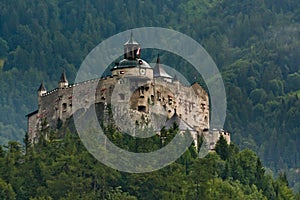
<box><xmin>28</xmin><ymin>68</ymin><xmax>229</xmax><ymax>150</ymax></box>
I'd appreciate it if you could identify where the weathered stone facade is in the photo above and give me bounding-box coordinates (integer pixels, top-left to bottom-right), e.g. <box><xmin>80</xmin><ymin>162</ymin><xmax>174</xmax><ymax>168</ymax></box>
<box><xmin>27</xmin><ymin>34</ymin><xmax>230</xmax><ymax>149</ymax></box>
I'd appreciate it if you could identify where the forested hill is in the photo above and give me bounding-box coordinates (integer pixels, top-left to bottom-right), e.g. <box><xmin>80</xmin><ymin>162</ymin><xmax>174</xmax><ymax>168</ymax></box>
<box><xmin>0</xmin><ymin>0</ymin><xmax>300</xmax><ymax>190</ymax></box>
<box><xmin>0</xmin><ymin>129</ymin><xmax>297</xmax><ymax>199</ymax></box>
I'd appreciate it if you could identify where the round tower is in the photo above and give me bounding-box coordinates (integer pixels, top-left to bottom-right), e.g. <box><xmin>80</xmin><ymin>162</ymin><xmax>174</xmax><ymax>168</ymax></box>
<box><xmin>111</xmin><ymin>33</ymin><xmax>153</xmax><ymax>79</ymax></box>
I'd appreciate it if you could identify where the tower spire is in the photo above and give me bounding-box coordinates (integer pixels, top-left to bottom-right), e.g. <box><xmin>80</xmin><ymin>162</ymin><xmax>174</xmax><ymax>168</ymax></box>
<box><xmin>60</xmin><ymin>70</ymin><xmax>68</xmax><ymax>83</ymax></box>
<box><xmin>153</xmin><ymin>54</ymin><xmax>173</xmax><ymax>80</ymax></box>
<box><xmin>38</xmin><ymin>81</ymin><xmax>46</xmax><ymax>92</ymax></box>
<box><xmin>124</xmin><ymin>32</ymin><xmax>140</xmax><ymax>60</ymax></box>
<box><xmin>156</xmin><ymin>54</ymin><xmax>160</xmax><ymax>64</ymax></box>
<box><xmin>59</xmin><ymin>70</ymin><xmax>68</xmax><ymax>88</ymax></box>
<box><xmin>38</xmin><ymin>81</ymin><xmax>47</xmax><ymax>96</ymax></box>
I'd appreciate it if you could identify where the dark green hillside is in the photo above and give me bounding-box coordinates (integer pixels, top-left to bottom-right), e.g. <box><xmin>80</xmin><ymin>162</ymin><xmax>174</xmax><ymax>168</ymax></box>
<box><xmin>0</xmin><ymin>0</ymin><xmax>300</xmax><ymax>191</ymax></box>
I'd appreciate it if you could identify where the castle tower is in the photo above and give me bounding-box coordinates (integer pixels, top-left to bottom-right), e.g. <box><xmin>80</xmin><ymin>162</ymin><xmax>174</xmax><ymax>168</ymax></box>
<box><xmin>38</xmin><ymin>81</ymin><xmax>47</xmax><ymax>97</ymax></box>
<box><xmin>153</xmin><ymin>54</ymin><xmax>173</xmax><ymax>82</ymax></box>
<box><xmin>124</xmin><ymin>32</ymin><xmax>141</xmax><ymax>60</ymax></box>
<box><xmin>37</xmin><ymin>81</ymin><xmax>47</xmax><ymax>109</ymax></box>
<box><xmin>112</xmin><ymin>33</ymin><xmax>153</xmax><ymax>79</ymax></box>
<box><xmin>58</xmin><ymin>70</ymin><xmax>68</xmax><ymax>88</ymax></box>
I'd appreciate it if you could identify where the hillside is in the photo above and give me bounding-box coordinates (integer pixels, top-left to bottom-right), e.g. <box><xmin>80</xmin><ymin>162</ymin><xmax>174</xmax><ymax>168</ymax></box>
<box><xmin>0</xmin><ymin>0</ymin><xmax>300</xmax><ymax>190</ymax></box>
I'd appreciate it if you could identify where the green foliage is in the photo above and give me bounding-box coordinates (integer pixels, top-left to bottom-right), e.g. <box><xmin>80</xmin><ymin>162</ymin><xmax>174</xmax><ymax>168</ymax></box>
<box><xmin>0</xmin><ymin>129</ymin><xmax>296</xmax><ymax>199</ymax></box>
<box><xmin>0</xmin><ymin>0</ymin><xmax>300</xmax><ymax>192</ymax></box>
<box><xmin>0</xmin><ymin>38</ymin><xmax>9</xmax><ymax>58</ymax></box>
<box><xmin>215</xmin><ymin>135</ymin><xmax>229</xmax><ymax>160</ymax></box>
<box><xmin>0</xmin><ymin>178</ymin><xmax>16</xmax><ymax>200</ymax></box>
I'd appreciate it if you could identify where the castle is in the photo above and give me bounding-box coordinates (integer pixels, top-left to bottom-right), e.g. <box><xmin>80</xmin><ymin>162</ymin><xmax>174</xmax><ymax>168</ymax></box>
<box><xmin>27</xmin><ymin>33</ymin><xmax>230</xmax><ymax>150</ymax></box>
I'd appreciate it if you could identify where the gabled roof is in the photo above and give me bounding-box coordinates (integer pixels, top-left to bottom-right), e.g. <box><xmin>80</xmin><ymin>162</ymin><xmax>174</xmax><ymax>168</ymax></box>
<box><xmin>165</xmin><ymin>111</ymin><xmax>194</xmax><ymax>131</ymax></box>
<box><xmin>153</xmin><ymin>54</ymin><xmax>173</xmax><ymax>79</ymax></box>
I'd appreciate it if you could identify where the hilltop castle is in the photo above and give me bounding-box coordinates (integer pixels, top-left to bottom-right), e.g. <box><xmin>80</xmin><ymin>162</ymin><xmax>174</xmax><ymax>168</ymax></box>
<box><xmin>27</xmin><ymin>34</ymin><xmax>230</xmax><ymax>150</ymax></box>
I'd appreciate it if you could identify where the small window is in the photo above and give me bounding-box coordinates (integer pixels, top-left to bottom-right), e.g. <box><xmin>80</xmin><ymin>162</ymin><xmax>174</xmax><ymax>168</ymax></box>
<box><xmin>138</xmin><ymin>106</ymin><xmax>146</xmax><ymax>113</ymax></box>
<box><xmin>168</xmin><ymin>97</ymin><xmax>172</xmax><ymax>105</ymax></box>
<box><xmin>140</xmin><ymin>86</ymin><xmax>144</xmax><ymax>94</ymax></box>
<box><xmin>201</xmin><ymin>103</ymin><xmax>205</xmax><ymax>111</ymax></box>
<box><xmin>119</xmin><ymin>93</ymin><xmax>125</xmax><ymax>100</ymax></box>
<box><xmin>151</xmin><ymin>95</ymin><xmax>154</xmax><ymax>102</ymax></box>
<box><xmin>62</xmin><ymin>103</ymin><xmax>67</xmax><ymax>112</ymax></box>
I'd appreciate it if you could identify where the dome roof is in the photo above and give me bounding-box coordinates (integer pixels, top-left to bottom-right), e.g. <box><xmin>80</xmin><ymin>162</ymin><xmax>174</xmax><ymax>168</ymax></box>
<box><xmin>117</xmin><ymin>58</ymin><xmax>152</xmax><ymax>69</ymax></box>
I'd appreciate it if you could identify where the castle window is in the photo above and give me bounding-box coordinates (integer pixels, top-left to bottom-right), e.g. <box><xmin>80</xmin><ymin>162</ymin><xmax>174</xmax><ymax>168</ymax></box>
<box><xmin>138</xmin><ymin>106</ymin><xmax>146</xmax><ymax>113</ymax></box>
<box><xmin>168</xmin><ymin>97</ymin><xmax>172</xmax><ymax>105</ymax></box>
<box><xmin>139</xmin><ymin>87</ymin><xmax>145</xmax><ymax>98</ymax></box>
<box><xmin>157</xmin><ymin>92</ymin><xmax>161</xmax><ymax>101</ymax></box>
<box><xmin>204</xmin><ymin>116</ymin><xmax>208</xmax><ymax>123</ymax></box>
<box><xmin>201</xmin><ymin>103</ymin><xmax>205</xmax><ymax>111</ymax></box>
<box><xmin>62</xmin><ymin>103</ymin><xmax>67</xmax><ymax>112</ymax></box>
<box><xmin>109</xmin><ymin>86</ymin><xmax>113</xmax><ymax>94</ymax></box>
<box><xmin>151</xmin><ymin>95</ymin><xmax>154</xmax><ymax>102</ymax></box>
<box><xmin>140</xmin><ymin>86</ymin><xmax>144</xmax><ymax>94</ymax></box>
<box><xmin>119</xmin><ymin>93</ymin><xmax>125</xmax><ymax>100</ymax></box>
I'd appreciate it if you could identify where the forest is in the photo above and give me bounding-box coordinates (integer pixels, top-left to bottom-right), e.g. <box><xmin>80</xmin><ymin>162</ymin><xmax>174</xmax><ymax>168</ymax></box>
<box><xmin>0</xmin><ymin>126</ymin><xmax>298</xmax><ymax>199</ymax></box>
<box><xmin>0</xmin><ymin>0</ymin><xmax>300</xmax><ymax>195</ymax></box>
